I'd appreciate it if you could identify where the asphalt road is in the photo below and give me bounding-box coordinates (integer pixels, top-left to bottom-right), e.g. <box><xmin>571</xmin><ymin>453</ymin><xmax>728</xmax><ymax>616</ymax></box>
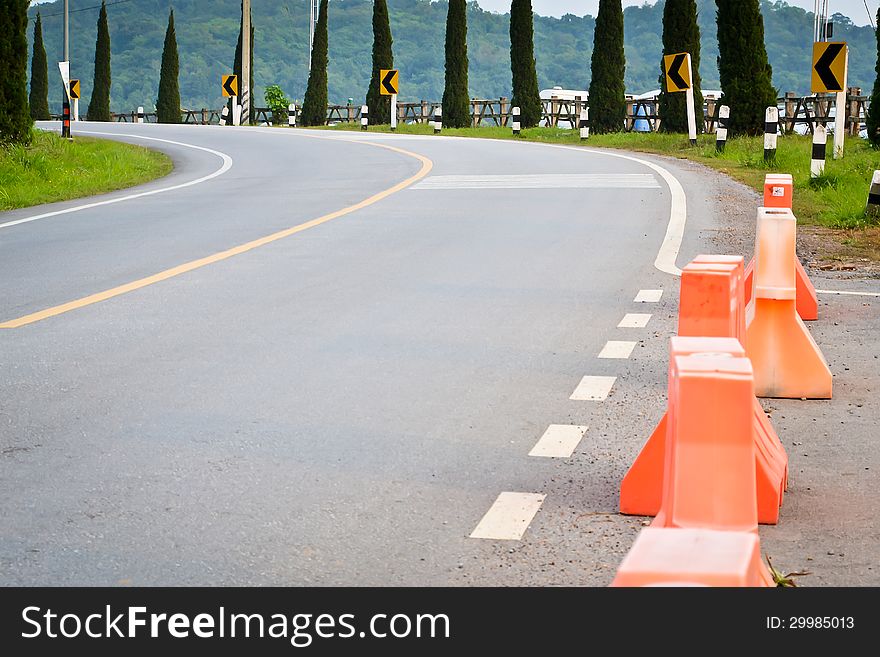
<box><xmin>3</xmin><ymin>121</ymin><xmax>871</xmax><ymax>586</ymax></box>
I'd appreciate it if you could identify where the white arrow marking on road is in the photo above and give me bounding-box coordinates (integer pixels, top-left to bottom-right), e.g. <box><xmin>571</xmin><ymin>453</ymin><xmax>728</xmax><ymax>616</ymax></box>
<box><xmin>0</xmin><ymin>131</ymin><xmax>234</xmax><ymax>230</ymax></box>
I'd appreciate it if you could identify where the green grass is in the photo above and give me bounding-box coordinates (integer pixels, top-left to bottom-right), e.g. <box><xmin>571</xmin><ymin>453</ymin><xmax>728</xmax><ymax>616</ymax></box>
<box><xmin>320</xmin><ymin>122</ymin><xmax>879</xmax><ymax>230</ymax></box>
<box><xmin>0</xmin><ymin>130</ymin><xmax>173</xmax><ymax>212</ymax></box>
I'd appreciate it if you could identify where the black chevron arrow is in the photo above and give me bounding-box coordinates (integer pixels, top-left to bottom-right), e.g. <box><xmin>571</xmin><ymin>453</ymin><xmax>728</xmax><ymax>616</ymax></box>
<box><xmin>667</xmin><ymin>53</ymin><xmax>688</xmax><ymax>91</ymax></box>
<box><xmin>222</xmin><ymin>75</ymin><xmax>238</xmax><ymax>97</ymax></box>
<box><xmin>814</xmin><ymin>43</ymin><xmax>844</xmax><ymax>91</ymax></box>
<box><xmin>381</xmin><ymin>70</ymin><xmax>397</xmax><ymax>95</ymax></box>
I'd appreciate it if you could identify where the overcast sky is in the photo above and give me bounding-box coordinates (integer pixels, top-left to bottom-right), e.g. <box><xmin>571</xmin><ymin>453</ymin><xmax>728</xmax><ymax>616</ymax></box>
<box><xmin>476</xmin><ymin>1</ymin><xmax>878</xmax><ymax>26</ymax></box>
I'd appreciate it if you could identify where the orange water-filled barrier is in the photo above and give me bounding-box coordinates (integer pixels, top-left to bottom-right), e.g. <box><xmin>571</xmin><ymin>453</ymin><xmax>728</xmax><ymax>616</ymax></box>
<box><xmin>620</xmin><ymin>260</ymin><xmax>787</xmax><ymax>523</ymax></box>
<box><xmin>746</xmin><ymin>208</ymin><xmax>832</xmax><ymax>399</ymax></box>
<box><xmin>743</xmin><ymin>174</ymin><xmax>818</xmax><ymax>320</ymax></box>
<box><xmin>610</xmin><ymin>527</ymin><xmax>774</xmax><ymax>587</ymax></box>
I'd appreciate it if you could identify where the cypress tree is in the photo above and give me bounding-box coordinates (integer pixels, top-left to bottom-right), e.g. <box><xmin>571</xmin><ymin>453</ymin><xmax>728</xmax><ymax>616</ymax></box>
<box><xmin>509</xmin><ymin>0</ymin><xmax>542</xmax><ymax>128</ymax></box>
<box><xmin>715</xmin><ymin>0</ymin><xmax>776</xmax><ymax>136</ymax></box>
<box><xmin>588</xmin><ymin>0</ymin><xmax>626</xmax><ymax>134</ymax></box>
<box><xmin>301</xmin><ymin>0</ymin><xmax>329</xmax><ymax>126</ymax></box>
<box><xmin>29</xmin><ymin>12</ymin><xmax>50</xmax><ymax>121</ymax></box>
<box><xmin>365</xmin><ymin>0</ymin><xmax>394</xmax><ymax>125</ymax></box>
<box><xmin>0</xmin><ymin>0</ymin><xmax>32</xmax><ymax>144</ymax></box>
<box><xmin>866</xmin><ymin>8</ymin><xmax>880</xmax><ymax>148</ymax></box>
<box><xmin>658</xmin><ymin>0</ymin><xmax>703</xmax><ymax>134</ymax></box>
<box><xmin>442</xmin><ymin>0</ymin><xmax>470</xmax><ymax>128</ymax></box>
<box><xmin>232</xmin><ymin>3</ymin><xmax>255</xmax><ymax>123</ymax></box>
<box><xmin>156</xmin><ymin>9</ymin><xmax>180</xmax><ymax>124</ymax></box>
<box><xmin>87</xmin><ymin>2</ymin><xmax>112</xmax><ymax>122</ymax></box>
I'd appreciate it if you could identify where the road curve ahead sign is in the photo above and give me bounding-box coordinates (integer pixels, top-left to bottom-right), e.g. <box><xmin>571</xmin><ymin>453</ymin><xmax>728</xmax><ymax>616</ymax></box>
<box><xmin>222</xmin><ymin>74</ymin><xmax>239</xmax><ymax>98</ymax></box>
<box><xmin>380</xmin><ymin>69</ymin><xmax>399</xmax><ymax>96</ymax></box>
<box><xmin>811</xmin><ymin>42</ymin><xmax>848</xmax><ymax>93</ymax></box>
<box><xmin>663</xmin><ymin>52</ymin><xmax>692</xmax><ymax>93</ymax></box>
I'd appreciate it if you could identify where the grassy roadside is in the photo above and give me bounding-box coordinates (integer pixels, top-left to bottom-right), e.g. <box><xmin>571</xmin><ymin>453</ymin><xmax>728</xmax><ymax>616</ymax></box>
<box><xmin>0</xmin><ymin>129</ymin><xmax>172</xmax><ymax>212</ymax></box>
<box><xmin>320</xmin><ymin>122</ymin><xmax>878</xmax><ymax>230</ymax></box>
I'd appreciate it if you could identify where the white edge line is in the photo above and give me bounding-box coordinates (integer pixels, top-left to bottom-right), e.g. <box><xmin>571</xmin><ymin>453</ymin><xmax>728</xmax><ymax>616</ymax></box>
<box><xmin>816</xmin><ymin>289</ymin><xmax>880</xmax><ymax>297</ymax></box>
<box><xmin>0</xmin><ymin>131</ymin><xmax>234</xmax><ymax>230</ymax></box>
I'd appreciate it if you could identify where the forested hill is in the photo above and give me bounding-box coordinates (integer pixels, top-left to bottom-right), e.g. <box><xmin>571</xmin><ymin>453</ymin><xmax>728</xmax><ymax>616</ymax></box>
<box><xmin>27</xmin><ymin>0</ymin><xmax>877</xmax><ymax>113</ymax></box>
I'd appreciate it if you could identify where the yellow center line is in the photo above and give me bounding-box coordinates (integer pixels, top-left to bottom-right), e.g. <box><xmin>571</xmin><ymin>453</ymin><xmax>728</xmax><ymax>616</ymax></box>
<box><xmin>0</xmin><ymin>139</ymin><xmax>433</xmax><ymax>330</ymax></box>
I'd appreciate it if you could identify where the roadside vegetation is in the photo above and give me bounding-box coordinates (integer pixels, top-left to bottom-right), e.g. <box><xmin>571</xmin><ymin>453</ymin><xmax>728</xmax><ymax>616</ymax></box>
<box><xmin>0</xmin><ymin>129</ymin><xmax>172</xmax><ymax>211</ymax></box>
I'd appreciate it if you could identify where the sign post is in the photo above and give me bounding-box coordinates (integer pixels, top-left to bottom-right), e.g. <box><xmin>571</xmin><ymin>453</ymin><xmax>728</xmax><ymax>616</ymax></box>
<box><xmin>380</xmin><ymin>69</ymin><xmax>399</xmax><ymax>130</ymax></box>
<box><xmin>663</xmin><ymin>52</ymin><xmax>696</xmax><ymax>145</ymax></box>
<box><xmin>811</xmin><ymin>41</ymin><xmax>848</xmax><ymax>159</ymax></box>
<box><xmin>58</xmin><ymin>61</ymin><xmax>72</xmax><ymax>140</ymax></box>
<box><xmin>222</xmin><ymin>74</ymin><xmax>239</xmax><ymax>126</ymax></box>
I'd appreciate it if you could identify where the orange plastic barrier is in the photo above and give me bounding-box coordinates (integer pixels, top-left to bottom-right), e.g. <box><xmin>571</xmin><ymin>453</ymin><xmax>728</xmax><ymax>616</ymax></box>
<box><xmin>744</xmin><ymin>174</ymin><xmax>818</xmax><ymax>320</ymax></box>
<box><xmin>611</xmin><ymin>527</ymin><xmax>773</xmax><ymax>587</ymax></box>
<box><xmin>620</xmin><ymin>261</ymin><xmax>787</xmax><ymax>523</ymax></box>
<box><xmin>746</xmin><ymin>208</ymin><xmax>832</xmax><ymax>399</ymax></box>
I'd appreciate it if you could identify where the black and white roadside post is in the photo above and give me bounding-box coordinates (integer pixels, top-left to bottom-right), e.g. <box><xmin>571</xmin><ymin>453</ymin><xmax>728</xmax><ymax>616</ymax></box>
<box><xmin>764</xmin><ymin>106</ymin><xmax>779</xmax><ymax>163</ymax></box>
<box><xmin>391</xmin><ymin>93</ymin><xmax>398</xmax><ymax>132</ymax></box>
<box><xmin>865</xmin><ymin>170</ymin><xmax>880</xmax><ymax>217</ymax></box>
<box><xmin>512</xmin><ymin>106</ymin><xmax>521</xmax><ymax>136</ymax></box>
<box><xmin>716</xmin><ymin>105</ymin><xmax>729</xmax><ymax>153</ymax></box>
<box><xmin>58</xmin><ymin>61</ymin><xmax>72</xmax><ymax>140</ymax></box>
<box><xmin>288</xmin><ymin>104</ymin><xmax>297</xmax><ymax>128</ymax></box>
<box><xmin>137</xmin><ymin>106</ymin><xmax>145</xmax><ymax>124</ymax></box>
<box><xmin>579</xmin><ymin>107</ymin><xmax>589</xmax><ymax>141</ymax></box>
<box><xmin>811</xmin><ymin>124</ymin><xmax>828</xmax><ymax>179</ymax></box>
<box><xmin>433</xmin><ymin>107</ymin><xmax>442</xmax><ymax>134</ymax></box>
<box><xmin>361</xmin><ymin>105</ymin><xmax>369</xmax><ymax>131</ymax></box>
<box><xmin>220</xmin><ymin>105</ymin><xmax>229</xmax><ymax>126</ymax></box>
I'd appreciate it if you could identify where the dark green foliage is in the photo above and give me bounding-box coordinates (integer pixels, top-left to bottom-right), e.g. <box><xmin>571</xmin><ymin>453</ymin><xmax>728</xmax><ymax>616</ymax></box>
<box><xmin>715</xmin><ymin>0</ymin><xmax>777</xmax><ymax>136</ymax></box>
<box><xmin>21</xmin><ymin>1</ymin><xmax>878</xmax><ymax>114</ymax></box>
<box><xmin>443</xmin><ymin>0</ymin><xmax>470</xmax><ymax>128</ymax></box>
<box><xmin>301</xmin><ymin>0</ymin><xmax>329</xmax><ymax>126</ymax></box>
<box><xmin>659</xmin><ymin>0</ymin><xmax>703</xmax><ymax>133</ymax></box>
<box><xmin>87</xmin><ymin>2</ymin><xmax>112</xmax><ymax>121</ymax></box>
<box><xmin>231</xmin><ymin>3</ymin><xmax>256</xmax><ymax>123</ymax></box>
<box><xmin>589</xmin><ymin>0</ymin><xmax>625</xmax><ymax>133</ymax></box>
<box><xmin>1</xmin><ymin>0</ymin><xmax>32</xmax><ymax>144</ymax></box>
<box><xmin>509</xmin><ymin>0</ymin><xmax>542</xmax><ymax>128</ymax></box>
<box><xmin>365</xmin><ymin>0</ymin><xmax>393</xmax><ymax>124</ymax></box>
<box><xmin>866</xmin><ymin>9</ymin><xmax>880</xmax><ymax>147</ymax></box>
<box><xmin>156</xmin><ymin>9</ymin><xmax>180</xmax><ymax>123</ymax></box>
<box><xmin>29</xmin><ymin>12</ymin><xmax>50</xmax><ymax>121</ymax></box>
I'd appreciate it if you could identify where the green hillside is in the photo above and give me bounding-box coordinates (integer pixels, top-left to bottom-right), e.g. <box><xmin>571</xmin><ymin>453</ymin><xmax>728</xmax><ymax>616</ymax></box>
<box><xmin>27</xmin><ymin>0</ymin><xmax>877</xmax><ymax>114</ymax></box>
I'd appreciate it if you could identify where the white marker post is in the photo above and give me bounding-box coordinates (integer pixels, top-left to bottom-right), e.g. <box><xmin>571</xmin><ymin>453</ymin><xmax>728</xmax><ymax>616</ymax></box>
<box><xmin>361</xmin><ymin>105</ymin><xmax>369</xmax><ymax>131</ymax></box>
<box><xmin>833</xmin><ymin>48</ymin><xmax>849</xmax><ymax>159</ymax></box>
<box><xmin>433</xmin><ymin>107</ymin><xmax>442</xmax><ymax>134</ymax></box>
<box><xmin>716</xmin><ymin>105</ymin><xmax>729</xmax><ymax>153</ymax></box>
<box><xmin>811</xmin><ymin>124</ymin><xmax>827</xmax><ymax>178</ymax></box>
<box><xmin>137</xmin><ymin>106</ymin><xmax>145</xmax><ymax>124</ymax></box>
<box><xmin>684</xmin><ymin>54</ymin><xmax>697</xmax><ymax>145</ymax></box>
<box><xmin>866</xmin><ymin>170</ymin><xmax>880</xmax><ymax>216</ymax></box>
<box><xmin>232</xmin><ymin>97</ymin><xmax>241</xmax><ymax>126</ymax></box>
<box><xmin>512</xmin><ymin>106</ymin><xmax>521</xmax><ymax>135</ymax></box>
<box><xmin>220</xmin><ymin>106</ymin><xmax>229</xmax><ymax>126</ymax></box>
<box><xmin>391</xmin><ymin>94</ymin><xmax>398</xmax><ymax>131</ymax></box>
<box><xmin>288</xmin><ymin>103</ymin><xmax>297</xmax><ymax>128</ymax></box>
<box><xmin>579</xmin><ymin>107</ymin><xmax>589</xmax><ymax>140</ymax></box>
<box><xmin>764</xmin><ymin>106</ymin><xmax>778</xmax><ymax>162</ymax></box>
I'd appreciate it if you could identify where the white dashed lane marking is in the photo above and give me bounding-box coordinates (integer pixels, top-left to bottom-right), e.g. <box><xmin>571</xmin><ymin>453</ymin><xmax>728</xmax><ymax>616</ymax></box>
<box><xmin>634</xmin><ymin>289</ymin><xmax>663</xmax><ymax>303</ymax></box>
<box><xmin>598</xmin><ymin>340</ymin><xmax>637</xmax><ymax>359</ymax></box>
<box><xmin>570</xmin><ymin>375</ymin><xmax>617</xmax><ymax>401</ymax></box>
<box><xmin>469</xmin><ymin>492</ymin><xmax>546</xmax><ymax>541</ymax></box>
<box><xmin>528</xmin><ymin>425</ymin><xmax>588</xmax><ymax>458</ymax></box>
<box><xmin>618</xmin><ymin>313</ymin><xmax>652</xmax><ymax>328</ymax></box>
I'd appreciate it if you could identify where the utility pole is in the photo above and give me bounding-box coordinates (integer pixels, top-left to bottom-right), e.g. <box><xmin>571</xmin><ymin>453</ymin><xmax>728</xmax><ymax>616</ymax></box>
<box><xmin>63</xmin><ymin>0</ymin><xmax>69</xmax><ymax>61</ymax></box>
<box><xmin>242</xmin><ymin>0</ymin><xmax>251</xmax><ymax>126</ymax></box>
<box><xmin>62</xmin><ymin>0</ymin><xmax>72</xmax><ymax>136</ymax></box>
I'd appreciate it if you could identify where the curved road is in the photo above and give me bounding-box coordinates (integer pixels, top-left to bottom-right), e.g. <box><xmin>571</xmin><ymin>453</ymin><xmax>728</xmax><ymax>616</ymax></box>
<box><xmin>1</xmin><ymin>122</ymin><xmax>729</xmax><ymax>585</ymax></box>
